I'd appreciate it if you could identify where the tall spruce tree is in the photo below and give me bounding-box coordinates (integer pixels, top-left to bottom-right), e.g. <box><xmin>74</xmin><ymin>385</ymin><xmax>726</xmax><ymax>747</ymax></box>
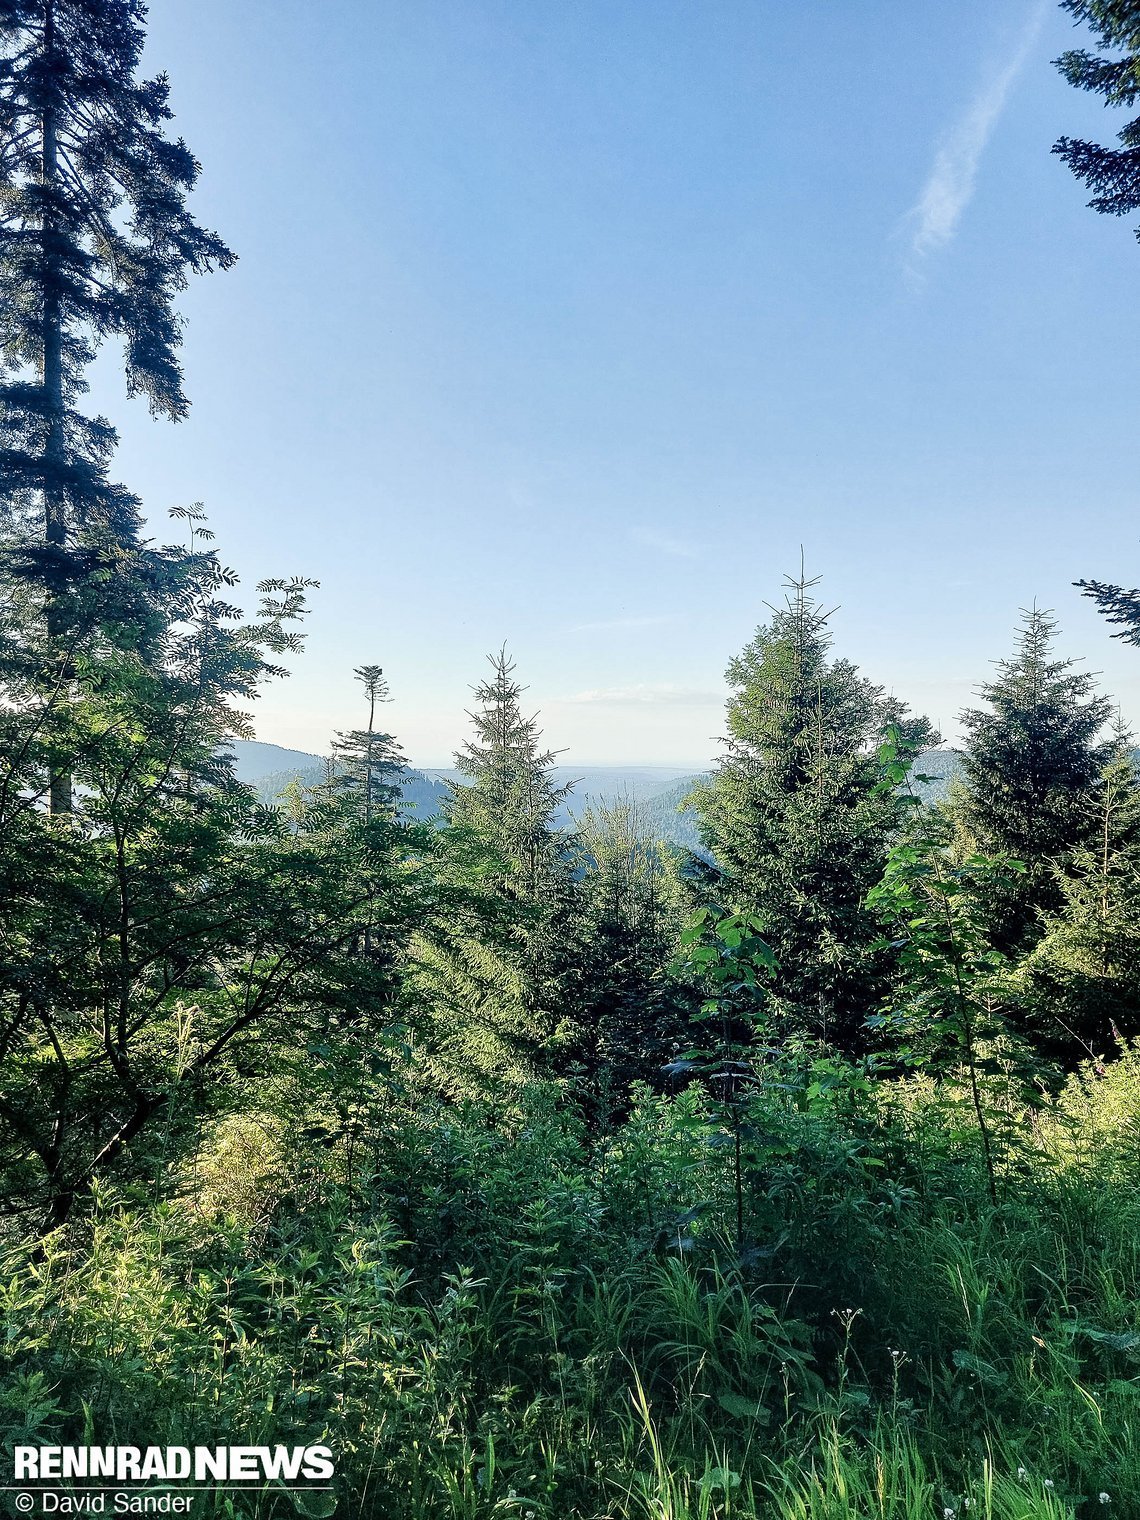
<box><xmin>415</xmin><ymin>650</ymin><xmax>576</xmax><ymax>1103</ymax></box>
<box><xmin>1016</xmin><ymin>736</ymin><xmax>1140</xmax><ymax>1058</ymax></box>
<box><xmin>692</xmin><ymin>570</ymin><xmax>936</xmax><ymax>1049</ymax></box>
<box><xmin>1052</xmin><ymin>1</ymin><xmax>1140</xmax><ymax>241</ymax></box>
<box><xmin>447</xmin><ymin>647</ymin><xmax>574</xmax><ymax>900</ymax></box>
<box><xmin>957</xmin><ymin>607</ymin><xmax>1112</xmax><ymax>951</ymax></box>
<box><xmin>0</xmin><ymin>0</ymin><xmax>234</xmax><ymax>811</ymax></box>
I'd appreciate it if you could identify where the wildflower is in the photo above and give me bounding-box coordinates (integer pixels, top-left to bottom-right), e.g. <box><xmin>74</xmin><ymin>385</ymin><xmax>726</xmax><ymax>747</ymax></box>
<box><xmin>1044</xmin><ymin>1479</ymin><xmax>1054</xmax><ymax>1489</ymax></box>
<box><xmin>943</xmin><ymin>1508</ymin><xmax>956</xmax><ymax>1519</ymax></box>
<box><xmin>525</xmin><ymin>1513</ymin><xmax>536</xmax><ymax>1520</ymax></box>
<box><xmin>1099</xmin><ymin>1496</ymin><xmax>1111</xmax><ymax>1506</ymax></box>
<box><xmin>1017</xmin><ymin>1469</ymin><xmax>1027</xmax><ymax>1481</ymax></box>
<box><xmin>964</xmin><ymin>1501</ymin><xmax>972</xmax><ymax>1511</ymax></box>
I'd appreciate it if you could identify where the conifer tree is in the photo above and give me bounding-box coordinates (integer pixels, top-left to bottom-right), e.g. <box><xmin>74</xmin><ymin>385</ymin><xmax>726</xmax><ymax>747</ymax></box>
<box><xmin>566</xmin><ymin>800</ymin><xmax>693</xmax><ymax>1126</ymax></box>
<box><xmin>0</xmin><ymin>0</ymin><xmax>234</xmax><ymax>811</ymax></box>
<box><xmin>1017</xmin><ymin>737</ymin><xmax>1140</xmax><ymax>1057</ymax></box>
<box><xmin>1052</xmin><ymin>1</ymin><xmax>1140</xmax><ymax>242</ymax></box>
<box><xmin>296</xmin><ymin>664</ymin><xmax>414</xmax><ymax>966</ymax></box>
<box><xmin>1075</xmin><ymin>574</ymin><xmax>1140</xmax><ymax>645</ymax></box>
<box><xmin>330</xmin><ymin>665</ymin><xmax>407</xmax><ymax>826</ymax></box>
<box><xmin>692</xmin><ymin>570</ymin><xmax>935</xmax><ymax>1048</ymax></box>
<box><xmin>447</xmin><ymin>647</ymin><xmax>574</xmax><ymax>900</ymax></box>
<box><xmin>956</xmin><ymin>608</ymin><xmax>1112</xmax><ymax>952</ymax></box>
<box><xmin>416</xmin><ymin>650</ymin><xmax>576</xmax><ymax>1103</ymax></box>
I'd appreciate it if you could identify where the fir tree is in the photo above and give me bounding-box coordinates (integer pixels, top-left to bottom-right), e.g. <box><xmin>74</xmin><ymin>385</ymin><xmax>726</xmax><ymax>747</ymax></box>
<box><xmin>1017</xmin><ymin>738</ymin><xmax>1140</xmax><ymax>1058</ymax></box>
<box><xmin>1052</xmin><ymin>1</ymin><xmax>1140</xmax><ymax>241</ymax></box>
<box><xmin>1075</xmin><ymin>574</ymin><xmax>1140</xmax><ymax>645</ymax></box>
<box><xmin>566</xmin><ymin>799</ymin><xmax>693</xmax><ymax>1126</ymax></box>
<box><xmin>418</xmin><ymin>649</ymin><xmax>577</xmax><ymax>1102</ymax></box>
<box><xmin>692</xmin><ymin>570</ymin><xmax>935</xmax><ymax>1049</ymax></box>
<box><xmin>447</xmin><ymin>647</ymin><xmax>574</xmax><ymax>900</ymax></box>
<box><xmin>0</xmin><ymin>0</ymin><xmax>234</xmax><ymax>811</ymax></box>
<box><xmin>956</xmin><ymin>608</ymin><xmax>1112</xmax><ymax>951</ymax></box>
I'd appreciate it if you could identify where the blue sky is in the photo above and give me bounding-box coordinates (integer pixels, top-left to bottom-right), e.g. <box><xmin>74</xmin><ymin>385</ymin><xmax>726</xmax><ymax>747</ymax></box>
<box><xmin>86</xmin><ymin>0</ymin><xmax>1140</xmax><ymax>764</ymax></box>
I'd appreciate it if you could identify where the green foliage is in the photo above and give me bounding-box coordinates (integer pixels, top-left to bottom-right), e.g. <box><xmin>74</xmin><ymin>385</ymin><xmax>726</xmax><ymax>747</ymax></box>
<box><xmin>1054</xmin><ymin>1</ymin><xmax>1140</xmax><ymax>238</ymax></box>
<box><xmin>563</xmin><ymin>800</ymin><xmax>695</xmax><ymax>1123</ymax></box>
<box><xmin>416</xmin><ymin>648</ymin><xmax>579</xmax><ymax>1103</ymax></box>
<box><xmin>867</xmin><ymin>745</ymin><xmax>1030</xmax><ymax>1203</ymax></box>
<box><xmin>691</xmin><ymin>570</ymin><xmax>936</xmax><ymax>1049</ymax></box>
<box><xmin>447</xmin><ymin>647</ymin><xmax>574</xmax><ymax>901</ymax></box>
<box><xmin>955</xmin><ymin>607</ymin><xmax>1112</xmax><ymax>953</ymax></box>
<box><xmin>4</xmin><ymin>12</ymin><xmax>1140</xmax><ymax>1518</ymax></box>
<box><xmin>1015</xmin><ymin>742</ymin><xmax>1140</xmax><ymax>1058</ymax></box>
<box><xmin>3</xmin><ymin>1049</ymin><xmax>1140</xmax><ymax>1517</ymax></box>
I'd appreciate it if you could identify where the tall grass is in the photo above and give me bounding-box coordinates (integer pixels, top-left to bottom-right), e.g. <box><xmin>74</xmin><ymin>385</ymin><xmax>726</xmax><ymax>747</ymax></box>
<box><xmin>1</xmin><ymin>1052</ymin><xmax>1138</xmax><ymax>1517</ymax></box>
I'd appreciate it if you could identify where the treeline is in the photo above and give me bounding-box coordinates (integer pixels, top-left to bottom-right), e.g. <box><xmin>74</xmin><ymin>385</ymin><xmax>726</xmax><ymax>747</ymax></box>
<box><xmin>7</xmin><ymin>537</ymin><xmax>1140</xmax><ymax>1230</ymax></box>
<box><xmin>6</xmin><ymin>4</ymin><xmax>1140</xmax><ymax>1517</ymax></box>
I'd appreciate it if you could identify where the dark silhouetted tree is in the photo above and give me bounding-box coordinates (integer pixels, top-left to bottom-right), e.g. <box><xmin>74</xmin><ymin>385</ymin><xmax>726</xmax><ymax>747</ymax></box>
<box><xmin>1052</xmin><ymin>2</ymin><xmax>1140</xmax><ymax>241</ymax></box>
<box><xmin>0</xmin><ymin>0</ymin><xmax>234</xmax><ymax>810</ymax></box>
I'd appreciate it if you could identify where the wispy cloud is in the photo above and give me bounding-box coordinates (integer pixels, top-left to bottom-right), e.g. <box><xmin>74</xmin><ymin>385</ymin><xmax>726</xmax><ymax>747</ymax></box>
<box><xmin>908</xmin><ymin>1</ymin><xmax>1047</xmax><ymax>265</ymax></box>
<box><xmin>567</xmin><ymin>614</ymin><xmax>676</xmax><ymax>634</ymax></box>
<box><xmin>629</xmin><ymin>527</ymin><xmax>700</xmax><ymax>559</ymax></box>
<box><xmin>560</xmin><ymin>683</ymin><xmax>722</xmax><ymax>707</ymax></box>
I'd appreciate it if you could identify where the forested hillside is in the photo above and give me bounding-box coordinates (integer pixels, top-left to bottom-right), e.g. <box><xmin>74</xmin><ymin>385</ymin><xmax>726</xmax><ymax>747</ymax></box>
<box><xmin>231</xmin><ymin>744</ymin><xmax>702</xmax><ymax>835</ymax></box>
<box><xmin>4</xmin><ymin>4</ymin><xmax>1140</xmax><ymax>1520</ymax></box>
<box><xmin>233</xmin><ymin>747</ymin><xmax>968</xmax><ymax>851</ymax></box>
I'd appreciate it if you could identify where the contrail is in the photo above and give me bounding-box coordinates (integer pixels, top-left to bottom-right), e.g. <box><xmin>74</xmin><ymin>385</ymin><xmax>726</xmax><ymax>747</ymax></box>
<box><xmin>909</xmin><ymin>0</ymin><xmax>1048</xmax><ymax>263</ymax></box>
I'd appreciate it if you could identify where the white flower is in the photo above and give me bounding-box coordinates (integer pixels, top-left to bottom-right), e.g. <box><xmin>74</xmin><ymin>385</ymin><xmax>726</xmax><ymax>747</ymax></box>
<box><xmin>943</xmin><ymin>1509</ymin><xmax>956</xmax><ymax>1519</ymax></box>
<box><xmin>964</xmin><ymin>1501</ymin><xmax>972</xmax><ymax>1511</ymax></box>
<box><xmin>1017</xmin><ymin>1468</ymin><xmax>1027</xmax><ymax>1480</ymax></box>
<box><xmin>1099</xmin><ymin>1496</ymin><xmax>1111</xmax><ymax>1506</ymax></box>
<box><xmin>1044</xmin><ymin>1479</ymin><xmax>1054</xmax><ymax>1489</ymax></box>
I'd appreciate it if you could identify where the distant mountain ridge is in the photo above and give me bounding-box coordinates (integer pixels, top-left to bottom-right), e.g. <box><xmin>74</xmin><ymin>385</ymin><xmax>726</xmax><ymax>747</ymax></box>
<box><xmin>224</xmin><ymin>743</ymin><xmax>975</xmax><ymax>848</ymax></box>
<box><xmin>228</xmin><ymin>744</ymin><xmax>703</xmax><ymax>829</ymax></box>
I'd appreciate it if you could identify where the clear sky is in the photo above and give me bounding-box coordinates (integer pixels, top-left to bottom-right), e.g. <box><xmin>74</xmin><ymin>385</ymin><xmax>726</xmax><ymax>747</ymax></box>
<box><xmin>84</xmin><ymin>0</ymin><xmax>1140</xmax><ymax>766</ymax></box>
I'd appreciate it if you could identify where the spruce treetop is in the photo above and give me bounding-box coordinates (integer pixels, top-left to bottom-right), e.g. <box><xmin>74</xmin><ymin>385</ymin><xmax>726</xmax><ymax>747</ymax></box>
<box><xmin>449</xmin><ymin>647</ymin><xmax>573</xmax><ymax>896</ymax></box>
<box><xmin>959</xmin><ymin>606</ymin><xmax>1113</xmax><ymax>868</ymax></box>
<box><xmin>694</xmin><ymin>570</ymin><xmax>937</xmax><ymax>1049</ymax></box>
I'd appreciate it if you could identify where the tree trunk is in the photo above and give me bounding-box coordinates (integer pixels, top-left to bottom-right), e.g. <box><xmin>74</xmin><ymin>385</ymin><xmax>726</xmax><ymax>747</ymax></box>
<box><xmin>42</xmin><ymin>0</ymin><xmax>72</xmax><ymax>817</ymax></box>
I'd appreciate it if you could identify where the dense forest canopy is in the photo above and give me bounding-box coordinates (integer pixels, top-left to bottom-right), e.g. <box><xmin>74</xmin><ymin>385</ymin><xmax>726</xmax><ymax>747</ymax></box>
<box><xmin>2</xmin><ymin>3</ymin><xmax>1140</xmax><ymax>1519</ymax></box>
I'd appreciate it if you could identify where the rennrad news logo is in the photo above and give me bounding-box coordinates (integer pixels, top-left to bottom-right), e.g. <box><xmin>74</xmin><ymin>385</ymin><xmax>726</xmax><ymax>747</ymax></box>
<box><xmin>13</xmin><ymin>1446</ymin><xmax>334</xmax><ymax>1482</ymax></box>
<box><xmin>6</xmin><ymin>1445</ymin><xmax>335</xmax><ymax>1514</ymax></box>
